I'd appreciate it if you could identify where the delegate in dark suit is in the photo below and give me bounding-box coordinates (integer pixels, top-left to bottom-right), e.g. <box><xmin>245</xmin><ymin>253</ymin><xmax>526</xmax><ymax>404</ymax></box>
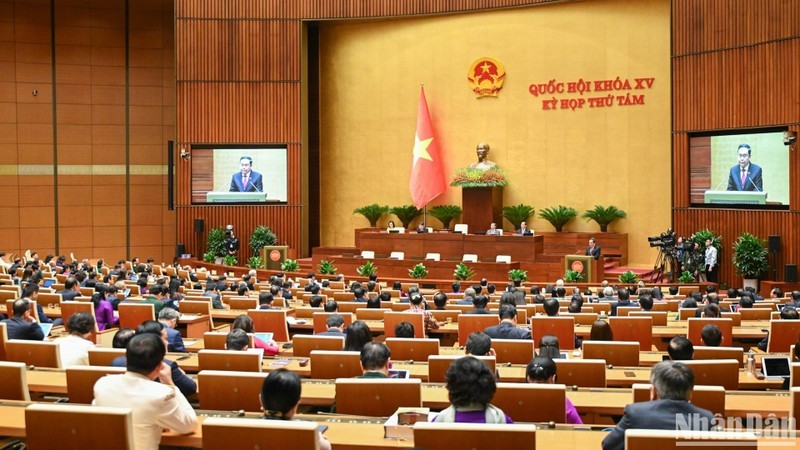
<box><xmin>585</xmin><ymin>245</ymin><xmax>601</xmax><ymax>260</ymax></box>
<box><xmin>165</xmin><ymin>326</ymin><xmax>187</xmax><ymax>353</ymax></box>
<box><xmin>317</xmin><ymin>329</ymin><xmax>347</xmax><ymax>338</ymax></box>
<box><xmin>726</xmin><ymin>163</ymin><xmax>763</xmax><ymax>192</ymax></box>
<box><xmin>2</xmin><ymin>317</ymin><xmax>44</xmax><ymax>340</ymax></box>
<box><xmin>229</xmin><ymin>171</ymin><xmax>264</xmax><ymax>192</ymax></box>
<box><xmin>484</xmin><ymin>321</ymin><xmax>531</xmax><ymax>340</ymax></box>
<box><xmin>601</xmin><ymin>399</ymin><xmax>714</xmax><ymax>450</ymax></box>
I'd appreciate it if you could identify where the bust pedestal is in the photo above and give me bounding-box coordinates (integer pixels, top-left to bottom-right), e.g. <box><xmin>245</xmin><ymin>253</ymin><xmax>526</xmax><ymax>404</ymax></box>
<box><xmin>461</xmin><ymin>187</ymin><xmax>503</xmax><ymax>233</ymax></box>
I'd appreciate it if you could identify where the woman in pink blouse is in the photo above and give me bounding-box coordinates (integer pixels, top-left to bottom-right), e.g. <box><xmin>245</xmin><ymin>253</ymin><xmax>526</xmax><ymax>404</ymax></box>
<box><xmin>91</xmin><ymin>292</ymin><xmax>119</xmax><ymax>331</ymax></box>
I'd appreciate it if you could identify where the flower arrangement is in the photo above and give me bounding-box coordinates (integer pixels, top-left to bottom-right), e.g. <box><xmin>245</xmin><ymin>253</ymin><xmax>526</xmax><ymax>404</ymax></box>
<box><xmin>450</xmin><ymin>167</ymin><xmax>508</xmax><ymax>188</ymax></box>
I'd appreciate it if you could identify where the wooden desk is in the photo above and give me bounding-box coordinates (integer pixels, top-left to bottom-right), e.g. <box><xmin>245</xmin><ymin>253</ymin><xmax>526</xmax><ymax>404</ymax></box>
<box><xmin>354</xmin><ymin>231</ymin><xmax>544</xmax><ymax>263</ymax></box>
<box><xmin>178</xmin><ymin>315</ymin><xmax>211</xmax><ymax>339</ymax></box>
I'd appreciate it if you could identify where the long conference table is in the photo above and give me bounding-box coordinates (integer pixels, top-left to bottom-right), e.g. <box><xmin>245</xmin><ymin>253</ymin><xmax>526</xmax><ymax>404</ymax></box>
<box><xmin>354</xmin><ymin>231</ymin><xmax>545</xmax><ymax>262</ymax></box>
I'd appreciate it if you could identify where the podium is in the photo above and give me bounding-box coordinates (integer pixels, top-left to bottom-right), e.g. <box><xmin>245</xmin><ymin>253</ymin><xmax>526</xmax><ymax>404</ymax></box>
<box><xmin>703</xmin><ymin>190</ymin><xmax>766</xmax><ymax>205</ymax></box>
<box><xmin>206</xmin><ymin>192</ymin><xmax>268</xmax><ymax>203</ymax></box>
<box><xmin>260</xmin><ymin>246</ymin><xmax>289</xmax><ymax>270</ymax></box>
<box><xmin>461</xmin><ymin>187</ymin><xmax>503</xmax><ymax>233</ymax></box>
<box><xmin>564</xmin><ymin>254</ymin><xmax>603</xmax><ymax>283</ymax></box>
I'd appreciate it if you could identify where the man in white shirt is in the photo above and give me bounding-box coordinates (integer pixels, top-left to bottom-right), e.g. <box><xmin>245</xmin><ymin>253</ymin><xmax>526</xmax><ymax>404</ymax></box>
<box><xmin>94</xmin><ymin>333</ymin><xmax>197</xmax><ymax>450</ymax></box>
<box><xmin>55</xmin><ymin>312</ymin><xmax>95</xmax><ymax>367</ymax></box>
<box><xmin>704</xmin><ymin>239</ymin><xmax>718</xmax><ymax>283</ymax></box>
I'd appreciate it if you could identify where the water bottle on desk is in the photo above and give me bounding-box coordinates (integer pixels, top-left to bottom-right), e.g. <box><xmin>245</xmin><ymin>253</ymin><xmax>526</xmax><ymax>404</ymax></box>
<box><xmin>745</xmin><ymin>350</ymin><xmax>755</xmax><ymax>375</ymax></box>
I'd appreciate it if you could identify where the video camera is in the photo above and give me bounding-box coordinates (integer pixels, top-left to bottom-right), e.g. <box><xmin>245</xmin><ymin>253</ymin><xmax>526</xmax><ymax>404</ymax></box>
<box><xmin>648</xmin><ymin>228</ymin><xmax>676</xmax><ymax>249</ymax></box>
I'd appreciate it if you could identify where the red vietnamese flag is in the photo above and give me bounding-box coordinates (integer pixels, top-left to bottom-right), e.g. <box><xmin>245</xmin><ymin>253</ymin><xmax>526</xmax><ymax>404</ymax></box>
<box><xmin>409</xmin><ymin>86</ymin><xmax>446</xmax><ymax>209</ymax></box>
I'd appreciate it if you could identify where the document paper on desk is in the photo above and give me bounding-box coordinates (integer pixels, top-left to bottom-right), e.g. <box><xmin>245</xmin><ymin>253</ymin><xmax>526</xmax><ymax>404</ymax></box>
<box><xmin>384</xmin><ymin>408</ymin><xmax>432</xmax><ymax>440</ymax></box>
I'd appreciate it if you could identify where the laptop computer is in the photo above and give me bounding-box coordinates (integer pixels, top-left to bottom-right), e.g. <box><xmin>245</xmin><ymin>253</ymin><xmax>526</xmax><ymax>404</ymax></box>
<box><xmin>761</xmin><ymin>356</ymin><xmax>791</xmax><ymax>380</ymax></box>
<box><xmin>38</xmin><ymin>322</ymin><xmax>54</xmax><ymax>337</ymax></box>
<box><xmin>254</xmin><ymin>332</ymin><xmax>274</xmax><ymax>343</ymax></box>
<box><xmin>42</xmin><ymin>279</ymin><xmax>56</xmax><ymax>288</ymax></box>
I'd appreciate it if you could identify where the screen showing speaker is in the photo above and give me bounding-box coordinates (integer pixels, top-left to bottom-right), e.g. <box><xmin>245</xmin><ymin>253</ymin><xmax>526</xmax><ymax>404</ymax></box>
<box><xmin>190</xmin><ymin>146</ymin><xmax>288</xmax><ymax>204</ymax></box>
<box><xmin>688</xmin><ymin>128</ymin><xmax>790</xmax><ymax>209</ymax></box>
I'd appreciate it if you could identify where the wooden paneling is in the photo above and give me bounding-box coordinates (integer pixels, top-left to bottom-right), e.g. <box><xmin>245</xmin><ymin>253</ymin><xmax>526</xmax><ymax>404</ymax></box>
<box><xmin>672</xmin><ymin>0</ymin><xmax>800</xmax><ymax>286</ymax></box>
<box><xmin>673</xmin><ymin>0</ymin><xmax>800</xmax><ymax>56</ymax></box>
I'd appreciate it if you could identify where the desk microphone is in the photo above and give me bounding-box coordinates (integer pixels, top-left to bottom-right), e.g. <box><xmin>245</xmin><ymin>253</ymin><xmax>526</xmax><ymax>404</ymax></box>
<box><xmin>746</xmin><ymin>174</ymin><xmax>762</xmax><ymax>192</ymax></box>
<box><xmin>711</xmin><ymin>176</ymin><xmax>728</xmax><ymax>191</ymax></box>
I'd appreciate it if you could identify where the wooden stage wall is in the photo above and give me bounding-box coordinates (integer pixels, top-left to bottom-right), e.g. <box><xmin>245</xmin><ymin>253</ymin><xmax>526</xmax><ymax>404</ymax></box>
<box><xmin>671</xmin><ymin>0</ymin><xmax>800</xmax><ymax>286</ymax></box>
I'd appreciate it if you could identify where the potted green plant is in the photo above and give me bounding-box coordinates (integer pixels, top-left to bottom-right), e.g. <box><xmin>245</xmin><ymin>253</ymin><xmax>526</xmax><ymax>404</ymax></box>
<box><xmin>429</xmin><ymin>205</ymin><xmax>463</xmax><ymax>230</ymax></box>
<box><xmin>564</xmin><ymin>269</ymin><xmax>583</xmax><ymax>283</ymax></box>
<box><xmin>538</xmin><ymin>205</ymin><xmax>577</xmax><ymax>232</ymax></box>
<box><xmin>582</xmin><ymin>205</ymin><xmax>627</xmax><ymax>232</ymax></box>
<box><xmin>357</xmin><ymin>260</ymin><xmax>377</xmax><ymax>277</ymax></box>
<box><xmin>317</xmin><ymin>260</ymin><xmax>337</xmax><ymax>275</ymax></box>
<box><xmin>206</xmin><ymin>227</ymin><xmax>227</xmax><ymax>264</ymax></box>
<box><xmin>453</xmin><ymin>263</ymin><xmax>475</xmax><ymax>281</ymax></box>
<box><xmin>223</xmin><ymin>254</ymin><xmax>238</xmax><ymax>266</ymax></box>
<box><xmin>502</xmin><ymin>204</ymin><xmax>535</xmax><ymax>231</ymax></box>
<box><xmin>732</xmin><ymin>232</ymin><xmax>769</xmax><ymax>289</ymax></box>
<box><xmin>692</xmin><ymin>229</ymin><xmax>722</xmax><ymax>251</ymax></box>
<box><xmin>203</xmin><ymin>251</ymin><xmax>216</xmax><ymax>263</ymax></box>
<box><xmin>408</xmin><ymin>263</ymin><xmax>428</xmax><ymax>279</ymax></box>
<box><xmin>678</xmin><ymin>271</ymin><xmax>696</xmax><ymax>284</ymax></box>
<box><xmin>618</xmin><ymin>270</ymin><xmax>638</xmax><ymax>284</ymax></box>
<box><xmin>353</xmin><ymin>204</ymin><xmax>389</xmax><ymax>227</ymax></box>
<box><xmin>508</xmin><ymin>268</ymin><xmax>528</xmax><ymax>282</ymax></box>
<box><xmin>246</xmin><ymin>256</ymin><xmax>263</xmax><ymax>269</ymax></box>
<box><xmin>249</xmin><ymin>226</ymin><xmax>278</xmax><ymax>257</ymax></box>
<box><xmin>390</xmin><ymin>205</ymin><xmax>423</xmax><ymax>228</ymax></box>
<box><xmin>281</xmin><ymin>259</ymin><xmax>300</xmax><ymax>272</ymax></box>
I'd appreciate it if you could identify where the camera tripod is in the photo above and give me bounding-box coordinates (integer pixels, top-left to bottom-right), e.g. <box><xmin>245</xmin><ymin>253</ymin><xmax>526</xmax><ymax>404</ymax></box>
<box><xmin>650</xmin><ymin>249</ymin><xmax>680</xmax><ymax>283</ymax></box>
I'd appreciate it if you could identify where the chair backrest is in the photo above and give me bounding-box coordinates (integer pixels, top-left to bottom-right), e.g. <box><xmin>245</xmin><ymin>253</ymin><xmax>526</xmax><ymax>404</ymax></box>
<box><xmin>203</xmin><ymin>417</ymin><xmax>319</xmax><ymax>450</ymax></box>
<box><xmin>385</xmin><ymin>337</ymin><xmax>440</xmax><ymax>362</ymax></box>
<box><xmin>791</xmin><ymin>363</ymin><xmax>800</xmax><ymax>388</ymax></box>
<box><xmin>531</xmin><ymin>316</ymin><xmax>576</xmax><ymax>350</ymax></box>
<box><xmin>687</xmin><ymin>318</ymin><xmax>734</xmax><ymax>347</ymax></box>
<box><xmin>683</xmin><ymin>359</ymin><xmax>739</xmax><ymax>390</ymax></box>
<box><xmin>197</xmin><ymin>370</ymin><xmax>267</xmax><ymax>412</ymax></box>
<box><xmin>312</xmin><ymin>312</ymin><xmax>354</xmax><ymax>334</ymax></box>
<box><xmin>335</xmin><ymin>378</ymin><xmax>422</xmax><ymax>416</ymax></box>
<box><xmin>7</xmin><ymin>340</ymin><xmax>62</xmax><ymax>368</ymax></box>
<box><xmin>360</xmin><ymin>250</ymin><xmax>375</xmax><ymax>259</ymax></box>
<box><xmin>26</xmin><ymin>404</ymin><xmax>136</xmax><ymax>450</ymax></box>
<box><xmin>247</xmin><ymin>309</ymin><xmax>290</xmax><ymax>341</ymax></box>
<box><xmin>292</xmin><ymin>334</ymin><xmax>345</xmax><ymax>357</ymax></box>
<box><xmin>428</xmin><ymin>355</ymin><xmax>496</xmax><ymax>383</ymax></box>
<box><xmin>117</xmin><ymin>303</ymin><xmax>155</xmax><ymax>330</ymax></box>
<box><xmin>582</xmin><ymin>340</ymin><xmax>640</xmax><ymax>366</ymax></box>
<box><xmin>491</xmin><ymin>339</ymin><xmax>535</xmax><ymax>365</ymax></box>
<box><xmin>453</xmin><ymin>224</ymin><xmax>468</xmax><ymax>234</ymax></box>
<box><xmin>562</xmin><ymin>312</ymin><xmax>599</xmax><ymax>325</ymax></box>
<box><xmin>631</xmin><ymin>383</ymin><xmax>726</xmax><ymax>416</ymax></box>
<box><xmin>693</xmin><ymin>346</ymin><xmax>744</xmax><ymax>368</ymax></box>
<box><xmin>739</xmin><ymin>308</ymin><xmax>772</xmax><ymax>321</ymax></box>
<box><xmin>198</xmin><ymin>349</ymin><xmax>263</xmax><ymax>372</ymax></box>
<box><xmin>309</xmin><ymin>350</ymin><xmax>362</xmax><ymax>378</ymax></box>
<box><xmin>462</xmin><ymin>254</ymin><xmax>478</xmax><ymax>262</ymax></box>
<box><xmin>493</xmin><ymin>382</ymin><xmax>566</xmax><ymax>423</ymax></box>
<box><xmin>66</xmin><ymin>366</ymin><xmax>126</xmax><ymax>404</ymax></box>
<box><xmin>624</xmin><ymin>429</ymin><xmax>756</xmax><ymax>450</ymax></box>
<box><xmin>768</xmin><ymin>320</ymin><xmax>800</xmax><ymax>353</ymax></box>
<box><xmin>87</xmin><ymin>348</ymin><xmax>125</xmax><ymax>366</ymax></box>
<box><xmin>413</xmin><ymin>422</ymin><xmax>537</xmax><ymax>450</ymax></box>
<box><xmin>389</xmin><ymin>251</ymin><xmax>405</xmax><ymax>260</ymax></box>
<box><xmin>616</xmin><ymin>306</ymin><xmax>641</xmax><ymax>317</ymax></box>
<box><xmin>336</xmin><ymin>301</ymin><xmax>363</xmax><ymax>314</ymax></box>
<box><xmin>720</xmin><ymin>311</ymin><xmax>742</xmax><ymax>326</ymax></box>
<box><xmin>228</xmin><ymin>298</ymin><xmax>258</xmax><ymax>310</ymax></box>
<box><xmin>629</xmin><ymin>311</ymin><xmax>668</xmax><ymax>326</ymax></box>
<box><xmin>495</xmin><ymin>255</ymin><xmax>511</xmax><ymax>263</ymax></box>
<box><xmin>457</xmin><ymin>314</ymin><xmax>500</xmax><ymax>346</ymax></box>
<box><xmin>6</xmin><ymin>298</ymin><xmax>39</xmax><ymax>321</ymax></box>
<box><xmin>38</xmin><ymin>292</ymin><xmax>62</xmax><ymax>308</ymax></box>
<box><xmin>554</xmin><ymin>359</ymin><xmax>607</xmax><ymax>388</ymax></box>
<box><xmin>180</xmin><ymin>300</ymin><xmax>215</xmax><ymax>329</ymax></box>
<box><xmin>355</xmin><ymin>308</ymin><xmax>387</xmax><ymax>321</ymax></box>
<box><xmin>609</xmin><ymin>316</ymin><xmax>653</xmax><ymax>350</ymax></box>
<box><xmin>384</xmin><ymin>311</ymin><xmax>425</xmax><ymax>338</ymax></box>
<box><xmin>678</xmin><ymin>308</ymin><xmax>698</xmax><ymax>320</ymax></box>
<box><xmin>0</xmin><ymin>361</ymin><xmax>30</xmax><ymax>401</ymax></box>
<box><xmin>792</xmin><ymin>387</ymin><xmax>800</xmax><ymax>429</ymax></box>
<box><xmin>0</xmin><ymin>322</ymin><xmax>7</xmax><ymax>361</ymax></box>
